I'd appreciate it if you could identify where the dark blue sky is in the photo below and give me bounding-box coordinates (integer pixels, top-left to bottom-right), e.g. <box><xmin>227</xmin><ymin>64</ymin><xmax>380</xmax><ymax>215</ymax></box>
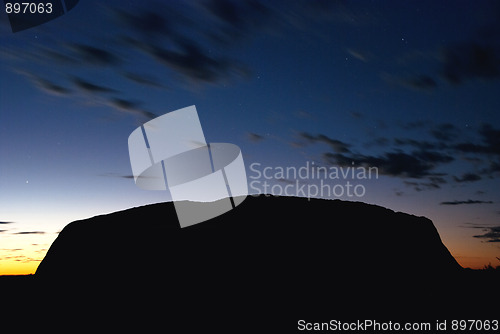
<box><xmin>1</xmin><ymin>0</ymin><xmax>499</xmax><ymax>273</ymax></box>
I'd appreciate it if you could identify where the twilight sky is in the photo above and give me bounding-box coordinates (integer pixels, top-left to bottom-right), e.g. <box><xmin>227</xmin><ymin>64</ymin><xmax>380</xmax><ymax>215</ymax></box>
<box><xmin>1</xmin><ymin>0</ymin><xmax>499</xmax><ymax>274</ymax></box>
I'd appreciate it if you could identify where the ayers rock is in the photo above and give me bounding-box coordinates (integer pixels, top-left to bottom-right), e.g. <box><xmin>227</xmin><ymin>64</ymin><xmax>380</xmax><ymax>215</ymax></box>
<box><xmin>36</xmin><ymin>195</ymin><xmax>460</xmax><ymax>278</ymax></box>
<box><xmin>34</xmin><ymin>196</ymin><xmax>475</xmax><ymax>324</ymax></box>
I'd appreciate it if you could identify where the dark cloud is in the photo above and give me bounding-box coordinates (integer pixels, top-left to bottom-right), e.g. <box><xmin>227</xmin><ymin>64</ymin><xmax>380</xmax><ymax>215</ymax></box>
<box><xmin>100</xmin><ymin>172</ymin><xmax>165</xmax><ymax>181</ymax></box>
<box><xmin>440</xmin><ymin>199</ymin><xmax>494</xmax><ymax>205</ymax></box>
<box><xmin>3</xmin><ymin>0</ymin><xmax>271</xmax><ymax>123</ymax></box>
<box><xmin>71</xmin><ymin>77</ymin><xmax>117</xmax><ymax>94</ymax></box>
<box><xmin>144</xmin><ymin>40</ymin><xmax>241</xmax><ymax>83</ymax></box>
<box><xmin>404</xmin><ymin>181</ymin><xmax>440</xmax><ymax>192</ymax></box>
<box><xmin>453</xmin><ymin>173</ymin><xmax>481</xmax><ymax>183</ymax></box>
<box><xmin>32</xmin><ymin>77</ymin><xmax>71</xmax><ymax>96</ymax></box>
<box><xmin>324</xmin><ymin>149</ymin><xmax>452</xmax><ymax>179</ymax></box>
<box><xmin>301</xmin><ymin>0</ymin><xmax>381</xmax><ymax>26</ymax></box>
<box><xmin>69</xmin><ymin>44</ymin><xmax>121</xmax><ymax>66</ymax></box>
<box><xmin>109</xmin><ymin>98</ymin><xmax>140</xmax><ymax>111</ymax></box>
<box><xmin>404</xmin><ymin>176</ymin><xmax>447</xmax><ymax>192</ymax></box>
<box><xmin>204</xmin><ymin>0</ymin><xmax>273</xmax><ymax>44</ymax></box>
<box><xmin>413</xmin><ymin>150</ymin><xmax>453</xmax><ymax>164</ymax></box>
<box><xmin>363</xmin><ymin>136</ymin><xmax>390</xmax><ymax>148</ymax></box>
<box><xmin>122</xmin><ymin>72</ymin><xmax>163</xmax><ymax>88</ymax></box>
<box><xmin>0</xmin><ymin>230</ymin><xmax>7</xmax><ymax>233</ymax></box>
<box><xmin>295</xmin><ymin>110</ymin><xmax>315</xmax><ymax>119</ymax></box>
<box><xmin>396</xmin><ymin>124</ymin><xmax>500</xmax><ymax>179</ymax></box>
<box><xmin>296</xmin><ymin>123</ymin><xmax>498</xmax><ymax>195</ymax></box>
<box><xmin>14</xmin><ymin>71</ymin><xmax>71</xmax><ymax>96</ymax></box>
<box><xmin>404</xmin><ymin>75</ymin><xmax>437</xmax><ymax>90</ymax></box>
<box><xmin>373</xmin><ymin>137</ymin><xmax>390</xmax><ymax>147</ymax></box>
<box><xmin>0</xmin><ymin>221</ymin><xmax>15</xmax><ymax>224</ymax></box>
<box><xmin>430</xmin><ymin>123</ymin><xmax>458</xmax><ymax>142</ymax></box>
<box><xmin>299</xmin><ymin>132</ymin><xmax>351</xmax><ymax>153</ymax></box>
<box><xmin>206</xmin><ymin>0</ymin><xmax>245</xmax><ymax>29</ymax></box>
<box><xmin>113</xmin><ymin>3</ymin><xmax>255</xmax><ymax>85</ymax></box>
<box><xmin>100</xmin><ymin>173</ymin><xmax>134</xmax><ymax>179</ymax></box>
<box><xmin>388</xmin><ymin>5</ymin><xmax>500</xmax><ymax>89</ymax></box>
<box><xmin>455</xmin><ymin>124</ymin><xmax>500</xmax><ymax>155</ymax></box>
<box><xmin>13</xmin><ymin>231</ymin><xmax>46</xmax><ymax>235</ymax></box>
<box><xmin>442</xmin><ymin>42</ymin><xmax>500</xmax><ymax>84</ymax></box>
<box><xmin>429</xmin><ymin>176</ymin><xmax>447</xmax><ymax>185</ymax></box>
<box><xmin>349</xmin><ymin>111</ymin><xmax>363</xmax><ymax>119</ymax></box>
<box><xmin>400</xmin><ymin>120</ymin><xmax>428</xmax><ymax>130</ymax></box>
<box><xmin>107</xmin><ymin>98</ymin><xmax>157</xmax><ymax>120</ymax></box>
<box><xmin>41</xmin><ymin>47</ymin><xmax>77</xmax><ymax>65</ymax></box>
<box><xmin>393</xmin><ymin>138</ymin><xmax>442</xmax><ymax>151</ymax></box>
<box><xmin>247</xmin><ymin>132</ymin><xmax>264</xmax><ymax>143</ymax></box>
<box><xmin>299</xmin><ymin>128</ymin><xmax>454</xmax><ymax>180</ymax></box>
<box><xmin>461</xmin><ymin>222</ymin><xmax>490</xmax><ymax>229</ymax></box>
<box><xmin>478</xmin><ymin>124</ymin><xmax>500</xmax><ymax>155</ymax></box>
<box><xmin>114</xmin><ymin>8</ymin><xmax>172</xmax><ymax>36</ymax></box>
<box><xmin>382</xmin><ymin>73</ymin><xmax>437</xmax><ymax>92</ymax></box>
<box><xmin>454</xmin><ymin>124</ymin><xmax>500</xmax><ymax>175</ymax></box>
<box><xmin>473</xmin><ymin>226</ymin><xmax>500</xmax><ymax>243</ymax></box>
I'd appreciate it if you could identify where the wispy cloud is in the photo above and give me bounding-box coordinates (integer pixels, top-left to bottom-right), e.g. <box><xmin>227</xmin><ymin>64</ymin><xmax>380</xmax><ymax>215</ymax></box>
<box><xmin>298</xmin><ymin>132</ymin><xmax>351</xmax><ymax>153</ymax></box>
<box><xmin>122</xmin><ymin>72</ymin><xmax>164</xmax><ymax>88</ymax></box>
<box><xmin>473</xmin><ymin>226</ymin><xmax>500</xmax><ymax>243</ymax></box>
<box><xmin>31</xmin><ymin>76</ymin><xmax>71</xmax><ymax>96</ymax></box>
<box><xmin>14</xmin><ymin>71</ymin><xmax>71</xmax><ymax>96</ymax></box>
<box><xmin>143</xmin><ymin>40</ymin><xmax>243</xmax><ymax>84</ymax></box>
<box><xmin>100</xmin><ymin>172</ymin><xmax>134</xmax><ymax>179</ymax></box>
<box><xmin>404</xmin><ymin>177</ymin><xmax>447</xmax><ymax>192</ymax></box>
<box><xmin>203</xmin><ymin>0</ymin><xmax>275</xmax><ymax>45</ymax></box>
<box><xmin>384</xmin><ymin>3</ymin><xmax>500</xmax><ymax>92</ymax></box>
<box><xmin>68</xmin><ymin>44</ymin><xmax>121</xmax><ymax>66</ymax></box>
<box><xmin>3</xmin><ymin>0</ymin><xmax>343</xmax><ymax>123</ymax></box>
<box><xmin>381</xmin><ymin>73</ymin><xmax>437</xmax><ymax>92</ymax></box>
<box><xmin>440</xmin><ymin>199</ymin><xmax>494</xmax><ymax>205</ymax></box>
<box><xmin>453</xmin><ymin>173</ymin><xmax>481</xmax><ymax>183</ymax></box>
<box><xmin>430</xmin><ymin>123</ymin><xmax>458</xmax><ymax>142</ymax></box>
<box><xmin>247</xmin><ymin>132</ymin><xmax>265</xmax><ymax>143</ymax></box>
<box><xmin>71</xmin><ymin>77</ymin><xmax>117</xmax><ymax>94</ymax></box>
<box><xmin>346</xmin><ymin>48</ymin><xmax>369</xmax><ymax>62</ymax></box>
<box><xmin>106</xmin><ymin>98</ymin><xmax>156</xmax><ymax>120</ymax></box>
<box><xmin>13</xmin><ymin>231</ymin><xmax>46</xmax><ymax>235</ymax></box>
<box><xmin>0</xmin><ymin>221</ymin><xmax>14</xmax><ymax>233</ymax></box>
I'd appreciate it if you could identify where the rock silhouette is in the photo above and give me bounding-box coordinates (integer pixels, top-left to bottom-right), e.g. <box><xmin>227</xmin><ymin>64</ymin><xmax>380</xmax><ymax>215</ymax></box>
<box><xmin>36</xmin><ymin>196</ymin><xmax>461</xmax><ymax>278</ymax></box>
<box><xmin>33</xmin><ymin>196</ymin><xmax>497</xmax><ymax>328</ymax></box>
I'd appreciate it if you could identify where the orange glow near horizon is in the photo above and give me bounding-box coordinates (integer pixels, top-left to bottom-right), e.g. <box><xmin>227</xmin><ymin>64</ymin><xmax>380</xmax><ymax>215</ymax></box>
<box><xmin>0</xmin><ymin>260</ymin><xmax>41</xmax><ymax>275</ymax></box>
<box><xmin>0</xmin><ymin>233</ymin><xmax>53</xmax><ymax>275</ymax></box>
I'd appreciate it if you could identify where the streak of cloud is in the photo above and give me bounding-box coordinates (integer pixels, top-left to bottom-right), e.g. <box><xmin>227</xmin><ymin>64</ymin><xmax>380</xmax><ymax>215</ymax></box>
<box><xmin>68</xmin><ymin>44</ymin><xmax>121</xmax><ymax>66</ymax></box>
<box><xmin>13</xmin><ymin>231</ymin><xmax>46</xmax><ymax>235</ymax></box>
<box><xmin>71</xmin><ymin>77</ymin><xmax>117</xmax><ymax>94</ymax></box>
<box><xmin>440</xmin><ymin>199</ymin><xmax>493</xmax><ymax>205</ymax></box>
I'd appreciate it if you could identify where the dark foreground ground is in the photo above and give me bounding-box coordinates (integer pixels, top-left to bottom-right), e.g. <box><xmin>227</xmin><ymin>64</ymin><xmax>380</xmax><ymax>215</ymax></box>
<box><xmin>1</xmin><ymin>269</ymin><xmax>499</xmax><ymax>333</ymax></box>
